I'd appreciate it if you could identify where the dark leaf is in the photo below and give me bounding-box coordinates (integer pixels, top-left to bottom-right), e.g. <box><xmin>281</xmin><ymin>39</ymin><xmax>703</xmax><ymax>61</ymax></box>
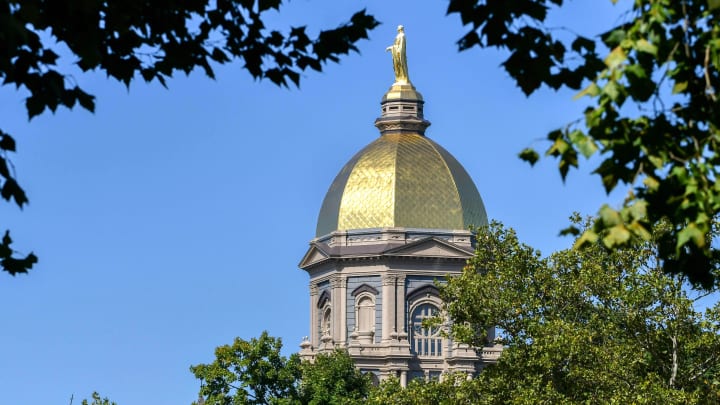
<box><xmin>25</xmin><ymin>96</ymin><xmax>45</xmax><ymax>119</ymax></box>
<box><xmin>518</xmin><ymin>148</ymin><xmax>540</xmax><ymax>165</ymax></box>
<box><xmin>0</xmin><ymin>132</ymin><xmax>16</xmax><ymax>152</ymax></box>
<box><xmin>76</xmin><ymin>88</ymin><xmax>95</xmax><ymax>112</ymax></box>
<box><xmin>1</xmin><ymin>178</ymin><xmax>28</xmax><ymax>207</ymax></box>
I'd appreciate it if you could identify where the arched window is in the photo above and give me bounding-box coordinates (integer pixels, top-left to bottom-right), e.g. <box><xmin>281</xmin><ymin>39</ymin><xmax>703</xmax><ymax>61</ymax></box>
<box><xmin>409</xmin><ymin>303</ymin><xmax>442</xmax><ymax>356</ymax></box>
<box><xmin>356</xmin><ymin>295</ymin><xmax>375</xmax><ymax>332</ymax></box>
<box><xmin>322</xmin><ymin>306</ymin><xmax>332</xmax><ymax>337</ymax></box>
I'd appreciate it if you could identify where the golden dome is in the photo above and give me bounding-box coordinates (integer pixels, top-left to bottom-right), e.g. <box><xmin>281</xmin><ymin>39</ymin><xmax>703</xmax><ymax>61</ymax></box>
<box><xmin>316</xmin><ymin>132</ymin><xmax>488</xmax><ymax>237</ymax></box>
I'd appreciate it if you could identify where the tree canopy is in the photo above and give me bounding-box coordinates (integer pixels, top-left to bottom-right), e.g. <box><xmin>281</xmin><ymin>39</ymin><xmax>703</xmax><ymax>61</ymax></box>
<box><xmin>187</xmin><ymin>216</ymin><xmax>720</xmax><ymax>403</ymax></box>
<box><xmin>4</xmin><ymin>0</ymin><xmax>720</xmax><ymax>288</ymax></box>
<box><xmin>190</xmin><ymin>331</ymin><xmax>371</xmax><ymax>405</ymax></box>
<box><xmin>440</xmin><ymin>218</ymin><xmax>720</xmax><ymax>403</ymax></box>
<box><xmin>0</xmin><ymin>0</ymin><xmax>378</xmax><ymax>277</ymax></box>
<box><xmin>447</xmin><ymin>0</ymin><xmax>720</xmax><ymax>287</ymax></box>
<box><xmin>80</xmin><ymin>392</ymin><xmax>116</xmax><ymax>405</ymax></box>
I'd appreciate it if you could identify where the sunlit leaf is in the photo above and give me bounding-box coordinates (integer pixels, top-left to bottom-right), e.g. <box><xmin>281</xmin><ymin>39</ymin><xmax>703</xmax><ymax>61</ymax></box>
<box><xmin>605</xmin><ymin>46</ymin><xmax>627</xmax><ymax>69</ymax></box>
<box><xmin>672</xmin><ymin>81</ymin><xmax>688</xmax><ymax>94</ymax></box>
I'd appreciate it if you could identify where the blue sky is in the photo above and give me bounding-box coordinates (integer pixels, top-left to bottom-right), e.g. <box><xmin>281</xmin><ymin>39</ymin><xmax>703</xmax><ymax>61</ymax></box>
<box><xmin>0</xmin><ymin>1</ymin><xmax>699</xmax><ymax>404</ymax></box>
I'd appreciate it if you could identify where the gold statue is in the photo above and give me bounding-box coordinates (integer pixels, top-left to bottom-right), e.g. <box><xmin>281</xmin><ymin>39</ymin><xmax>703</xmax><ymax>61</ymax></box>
<box><xmin>386</xmin><ymin>25</ymin><xmax>410</xmax><ymax>84</ymax></box>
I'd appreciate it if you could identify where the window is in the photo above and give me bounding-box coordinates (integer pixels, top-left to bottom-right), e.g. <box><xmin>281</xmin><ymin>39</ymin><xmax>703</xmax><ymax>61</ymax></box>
<box><xmin>410</xmin><ymin>303</ymin><xmax>442</xmax><ymax>356</ymax></box>
<box><xmin>356</xmin><ymin>295</ymin><xmax>375</xmax><ymax>332</ymax></box>
<box><xmin>322</xmin><ymin>307</ymin><xmax>332</xmax><ymax>337</ymax></box>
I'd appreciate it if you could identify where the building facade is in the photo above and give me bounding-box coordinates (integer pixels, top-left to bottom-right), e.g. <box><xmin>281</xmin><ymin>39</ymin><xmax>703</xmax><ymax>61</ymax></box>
<box><xmin>299</xmin><ymin>32</ymin><xmax>501</xmax><ymax>384</ymax></box>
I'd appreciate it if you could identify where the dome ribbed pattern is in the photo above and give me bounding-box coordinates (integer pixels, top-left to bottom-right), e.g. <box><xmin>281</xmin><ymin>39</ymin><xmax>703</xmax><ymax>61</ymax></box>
<box><xmin>316</xmin><ymin>133</ymin><xmax>487</xmax><ymax>237</ymax></box>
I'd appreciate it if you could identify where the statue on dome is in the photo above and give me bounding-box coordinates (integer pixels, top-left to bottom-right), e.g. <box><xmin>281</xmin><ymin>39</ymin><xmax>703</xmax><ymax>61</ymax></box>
<box><xmin>386</xmin><ymin>25</ymin><xmax>410</xmax><ymax>84</ymax></box>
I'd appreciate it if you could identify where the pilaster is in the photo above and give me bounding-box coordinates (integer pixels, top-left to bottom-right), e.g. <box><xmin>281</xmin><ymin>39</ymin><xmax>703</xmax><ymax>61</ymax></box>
<box><xmin>395</xmin><ymin>275</ymin><xmax>407</xmax><ymax>338</ymax></box>
<box><xmin>338</xmin><ymin>276</ymin><xmax>347</xmax><ymax>345</ymax></box>
<box><xmin>309</xmin><ymin>283</ymin><xmax>319</xmax><ymax>346</ymax></box>
<box><xmin>330</xmin><ymin>276</ymin><xmax>342</xmax><ymax>345</ymax></box>
<box><xmin>381</xmin><ymin>275</ymin><xmax>396</xmax><ymax>342</ymax></box>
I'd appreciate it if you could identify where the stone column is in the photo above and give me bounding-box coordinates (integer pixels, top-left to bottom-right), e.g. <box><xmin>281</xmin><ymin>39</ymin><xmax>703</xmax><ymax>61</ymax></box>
<box><xmin>338</xmin><ymin>276</ymin><xmax>347</xmax><ymax>346</ymax></box>
<box><xmin>395</xmin><ymin>275</ymin><xmax>407</xmax><ymax>338</ymax></box>
<box><xmin>309</xmin><ymin>283</ymin><xmax>318</xmax><ymax>347</ymax></box>
<box><xmin>330</xmin><ymin>276</ymin><xmax>341</xmax><ymax>345</ymax></box>
<box><xmin>381</xmin><ymin>274</ymin><xmax>396</xmax><ymax>342</ymax></box>
<box><xmin>400</xmin><ymin>371</ymin><xmax>407</xmax><ymax>387</ymax></box>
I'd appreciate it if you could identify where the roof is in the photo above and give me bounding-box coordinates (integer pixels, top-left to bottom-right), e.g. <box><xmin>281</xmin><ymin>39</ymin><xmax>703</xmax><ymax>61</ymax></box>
<box><xmin>315</xmin><ymin>132</ymin><xmax>488</xmax><ymax>237</ymax></box>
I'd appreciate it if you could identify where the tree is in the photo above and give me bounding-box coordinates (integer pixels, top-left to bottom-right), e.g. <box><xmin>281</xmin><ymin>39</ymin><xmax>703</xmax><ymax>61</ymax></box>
<box><xmin>190</xmin><ymin>332</ymin><xmax>301</xmax><ymax>404</ymax></box>
<box><xmin>0</xmin><ymin>0</ymin><xmax>379</xmax><ymax>277</ymax></box>
<box><xmin>190</xmin><ymin>332</ymin><xmax>371</xmax><ymax>405</ymax></box>
<box><xmin>7</xmin><ymin>1</ymin><xmax>720</xmax><ymax>288</ymax></box>
<box><xmin>441</xmin><ymin>219</ymin><xmax>720</xmax><ymax>403</ymax></box>
<box><xmin>80</xmin><ymin>392</ymin><xmax>116</xmax><ymax>405</ymax></box>
<box><xmin>446</xmin><ymin>0</ymin><xmax>720</xmax><ymax>287</ymax></box>
<box><xmin>366</xmin><ymin>374</ymin><xmax>482</xmax><ymax>405</ymax></box>
<box><xmin>296</xmin><ymin>350</ymin><xmax>370</xmax><ymax>405</ymax></box>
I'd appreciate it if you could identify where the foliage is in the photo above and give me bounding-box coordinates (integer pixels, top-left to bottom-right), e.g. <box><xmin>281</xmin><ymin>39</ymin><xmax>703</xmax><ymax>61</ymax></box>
<box><xmin>297</xmin><ymin>350</ymin><xmax>370</xmax><ymax>405</ymax></box>
<box><xmin>7</xmin><ymin>1</ymin><xmax>720</xmax><ymax>287</ymax></box>
<box><xmin>80</xmin><ymin>392</ymin><xmax>116</xmax><ymax>405</ymax></box>
<box><xmin>441</xmin><ymin>219</ymin><xmax>720</xmax><ymax>403</ymax></box>
<box><xmin>0</xmin><ymin>0</ymin><xmax>379</xmax><ymax>277</ymax></box>
<box><xmin>367</xmin><ymin>374</ymin><xmax>481</xmax><ymax>405</ymax></box>
<box><xmin>190</xmin><ymin>332</ymin><xmax>371</xmax><ymax>405</ymax></box>
<box><xmin>448</xmin><ymin>0</ymin><xmax>720</xmax><ymax>287</ymax></box>
<box><xmin>190</xmin><ymin>331</ymin><xmax>301</xmax><ymax>404</ymax></box>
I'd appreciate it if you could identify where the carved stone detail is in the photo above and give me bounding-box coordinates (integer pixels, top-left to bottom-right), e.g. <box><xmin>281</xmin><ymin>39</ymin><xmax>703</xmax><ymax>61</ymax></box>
<box><xmin>382</xmin><ymin>275</ymin><xmax>397</xmax><ymax>286</ymax></box>
<box><xmin>374</xmin><ymin>117</ymin><xmax>430</xmax><ymax>134</ymax></box>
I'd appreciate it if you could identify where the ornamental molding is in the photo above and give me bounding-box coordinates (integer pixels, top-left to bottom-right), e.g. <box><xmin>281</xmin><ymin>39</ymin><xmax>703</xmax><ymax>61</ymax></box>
<box><xmin>406</xmin><ymin>284</ymin><xmax>440</xmax><ymax>303</ymax></box>
<box><xmin>351</xmin><ymin>283</ymin><xmax>380</xmax><ymax>297</ymax></box>
<box><xmin>382</xmin><ymin>275</ymin><xmax>398</xmax><ymax>286</ymax></box>
<box><xmin>330</xmin><ymin>276</ymin><xmax>343</xmax><ymax>288</ymax></box>
<box><xmin>317</xmin><ymin>290</ymin><xmax>331</xmax><ymax>308</ymax></box>
<box><xmin>374</xmin><ymin>118</ymin><xmax>430</xmax><ymax>134</ymax></box>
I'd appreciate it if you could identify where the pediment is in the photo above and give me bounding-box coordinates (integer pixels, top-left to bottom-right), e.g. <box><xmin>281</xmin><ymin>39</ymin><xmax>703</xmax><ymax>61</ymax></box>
<box><xmin>298</xmin><ymin>244</ymin><xmax>330</xmax><ymax>268</ymax></box>
<box><xmin>383</xmin><ymin>237</ymin><xmax>473</xmax><ymax>259</ymax></box>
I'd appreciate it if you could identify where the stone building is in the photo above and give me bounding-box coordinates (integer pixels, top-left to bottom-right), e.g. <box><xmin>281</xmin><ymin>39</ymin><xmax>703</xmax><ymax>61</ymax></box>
<box><xmin>298</xmin><ymin>32</ymin><xmax>502</xmax><ymax>385</ymax></box>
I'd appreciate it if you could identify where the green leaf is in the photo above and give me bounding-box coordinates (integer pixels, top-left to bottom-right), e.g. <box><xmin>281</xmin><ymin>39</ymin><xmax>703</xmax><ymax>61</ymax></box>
<box><xmin>634</xmin><ymin>39</ymin><xmax>657</xmax><ymax>55</ymax></box>
<box><xmin>709</xmin><ymin>0</ymin><xmax>720</xmax><ymax>10</ymax></box>
<box><xmin>573</xmin><ymin>229</ymin><xmax>598</xmax><ymax>248</ymax></box>
<box><xmin>677</xmin><ymin>223</ymin><xmax>705</xmax><ymax>249</ymax></box>
<box><xmin>603</xmin><ymin>80</ymin><xmax>621</xmax><ymax>101</ymax></box>
<box><xmin>628</xmin><ymin>221</ymin><xmax>652</xmax><ymax>240</ymax></box>
<box><xmin>628</xmin><ymin>200</ymin><xmax>648</xmax><ymax>220</ymax></box>
<box><xmin>647</xmin><ymin>155</ymin><xmax>663</xmax><ymax>169</ymax></box>
<box><xmin>605</xmin><ymin>47</ymin><xmax>627</xmax><ymax>69</ymax></box>
<box><xmin>574</xmin><ymin>82</ymin><xmax>600</xmax><ymax>99</ymax></box>
<box><xmin>603</xmin><ymin>29</ymin><xmax>626</xmax><ymax>48</ymax></box>
<box><xmin>599</xmin><ymin>205</ymin><xmax>622</xmax><ymax>226</ymax></box>
<box><xmin>559</xmin><ymin>225</ymin><xmax>580</xmax><ymax>236</ymax></box>
<box><xmin>602</xmin><ymin>224</ymin><xmax>631</xmax><ymax>247</ymax></box>
<box><xmin>672</xmin><ymin>81</ymin><xmax>688</xmax><ymax>94</ymax></box>
<box><xmin>569</xmin><ymin>130</ymin><xmax>598</xmax><ymax>158</ymax></box>
<box><xmin>518</xmin><ymin>148</ymin><xmax>540</xmax><ymax>165</ymax></box>
<box><xmin>547</xmin><ymin>138</ymin><xmax>570</xmax><ymax>156</ymax></box>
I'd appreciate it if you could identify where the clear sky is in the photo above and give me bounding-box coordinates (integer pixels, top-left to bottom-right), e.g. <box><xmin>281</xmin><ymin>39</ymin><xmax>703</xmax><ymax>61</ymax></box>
<box><xmin>1</xmin><ymin>1</ymin><xmax>706</xmax><ymax>404</ymax></box>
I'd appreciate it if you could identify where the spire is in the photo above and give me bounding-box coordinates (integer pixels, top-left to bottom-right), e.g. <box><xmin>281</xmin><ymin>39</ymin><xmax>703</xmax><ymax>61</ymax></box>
<box><xmin>375</xmin><ymin>25</ymin><xmax>430</xmax><ymax>135</ymax></box>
